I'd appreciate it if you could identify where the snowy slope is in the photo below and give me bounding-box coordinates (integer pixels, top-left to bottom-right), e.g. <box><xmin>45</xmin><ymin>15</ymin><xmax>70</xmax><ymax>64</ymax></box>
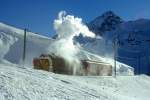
<box><xmin>0</xmin><ymin>62</ymin><xmax>149</xmax><ymax>100</ymax></box>
<box><xmin>0</xmin><ymin>22</ymin><xmax>54</xmax><ymax>66</ymax></box>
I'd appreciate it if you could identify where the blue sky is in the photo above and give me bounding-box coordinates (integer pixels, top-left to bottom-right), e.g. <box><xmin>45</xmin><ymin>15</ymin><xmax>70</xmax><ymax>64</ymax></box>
<box><xmin>0</xmin><ymin>0</ymin><xmax>150</xmax><ymax>37</ymax></box>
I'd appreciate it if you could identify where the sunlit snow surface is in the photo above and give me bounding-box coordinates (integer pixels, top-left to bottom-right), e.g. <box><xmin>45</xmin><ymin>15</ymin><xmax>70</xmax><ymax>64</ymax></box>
<box><xmin>0</xmin><ymin>61</ymin><xmax>150</xmax><ymax>100</ymax></box>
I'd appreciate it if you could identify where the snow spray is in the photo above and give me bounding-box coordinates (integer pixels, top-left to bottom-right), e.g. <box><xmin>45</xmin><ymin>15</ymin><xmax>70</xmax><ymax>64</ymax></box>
<box><xmin>48</xmin><ymin>11</ymin><xmax>96</xmax><ymax>74</ymax></box>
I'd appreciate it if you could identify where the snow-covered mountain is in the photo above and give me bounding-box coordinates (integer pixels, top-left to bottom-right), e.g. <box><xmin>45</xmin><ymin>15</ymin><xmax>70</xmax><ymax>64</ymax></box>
<box><xmin>81</xmin><ymin>12</ymin><xmax>150</xmax><ymax>75</ymax></box>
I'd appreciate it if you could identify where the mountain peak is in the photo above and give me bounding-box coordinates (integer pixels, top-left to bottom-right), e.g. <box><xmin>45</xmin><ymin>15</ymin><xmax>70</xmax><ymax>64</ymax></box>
<box><xmin>88</xmin><ymin>11</ymin><xmax>123</xmax><ymax>35</ymax></box>
<box><xmin>101</xmin><ymin>11</ymin><xmax>117</xmax><ymax>18</ymax></box>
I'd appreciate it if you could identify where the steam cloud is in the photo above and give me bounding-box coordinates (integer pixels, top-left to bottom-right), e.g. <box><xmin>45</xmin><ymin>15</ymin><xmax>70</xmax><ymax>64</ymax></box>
<box><xmin>49</xmin><ymin>11</ymin><xmax>95</xmax><ymax>63</ymax></box>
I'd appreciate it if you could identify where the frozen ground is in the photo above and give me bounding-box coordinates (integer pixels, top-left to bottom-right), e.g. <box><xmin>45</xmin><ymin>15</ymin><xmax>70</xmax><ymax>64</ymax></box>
<box><xmin>0</xmin><ymin>62</ymin><xmax>150</xmax><ymax>100</ymax></box>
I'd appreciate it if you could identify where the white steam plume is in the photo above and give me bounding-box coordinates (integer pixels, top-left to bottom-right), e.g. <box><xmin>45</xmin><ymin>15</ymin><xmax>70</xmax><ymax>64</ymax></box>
<box><xmin>49</xmin><ymin>11</ymin><xmax>96</xmax><ymax>63</ymax></box>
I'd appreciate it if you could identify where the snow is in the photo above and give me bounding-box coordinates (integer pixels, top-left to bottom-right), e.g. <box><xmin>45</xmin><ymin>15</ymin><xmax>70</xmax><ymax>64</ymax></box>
<box><xmin>0</xmin><ymin>62</ymin><xmax>150</xmax><ymax>100</ymax></box>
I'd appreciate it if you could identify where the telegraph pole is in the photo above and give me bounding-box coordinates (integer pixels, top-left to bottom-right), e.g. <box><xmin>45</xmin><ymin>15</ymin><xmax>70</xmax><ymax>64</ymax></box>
<box><xmin>23</xmin><ymin>29</ymin><xmax>27</xmax><ymax>67</ymax></box>
<box><xmin>113</xmin><ymin>38</ymin><xmax>117</xmax><ymax>78</ymax></box>
<box><xmin>138</xmin><ymin>52</ymin><xmax>141</xmax><ymax>74</ymax></box>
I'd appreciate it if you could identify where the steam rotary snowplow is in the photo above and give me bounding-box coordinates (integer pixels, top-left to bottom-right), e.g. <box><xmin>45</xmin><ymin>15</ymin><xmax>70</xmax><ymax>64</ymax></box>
<box><xmin>33</xmin><ymin>54</ymin><xmax>53</xmax><ymax>71</ymax></box>
<box><xmin>33</xmin><ymin>54</ymin><xmax>112</xmax><ymax>76</ymax></box>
